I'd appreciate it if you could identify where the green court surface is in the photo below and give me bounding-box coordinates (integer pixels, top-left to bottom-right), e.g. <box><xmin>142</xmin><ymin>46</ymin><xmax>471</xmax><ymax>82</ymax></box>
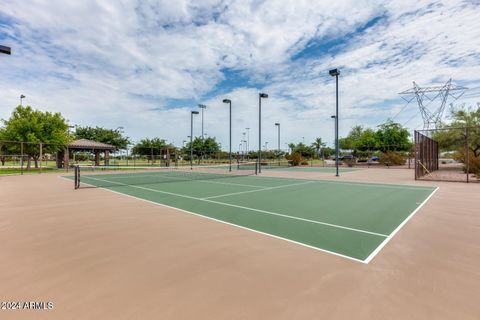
<box><xmin>264</xmin><ymin>166</ymin><xmax>360</xmax><ymax>173</ymax></box>
<box><xmin>70</xmin><ymin>171</ymin><xmax>437</xmax><ymax>263</ymax></box>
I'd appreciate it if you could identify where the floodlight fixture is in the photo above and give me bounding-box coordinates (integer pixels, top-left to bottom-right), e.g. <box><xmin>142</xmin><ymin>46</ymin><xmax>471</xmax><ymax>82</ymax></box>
<box><xmin>329</xmin><ymin>69</ymin><xmax>340</xmax><ymax>77</ymax></box>
<box><xmin>0</xmin><ymin>45</ymin><xmax>11</xmax><ymax>55</ymax></box>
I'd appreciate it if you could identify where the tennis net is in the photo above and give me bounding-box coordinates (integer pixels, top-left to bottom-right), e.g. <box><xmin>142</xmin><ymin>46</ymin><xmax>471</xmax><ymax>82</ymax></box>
<box><xmin>73</xmin><ymin>162</ymin><xmax>257</xmax><ymax>189</ymax></box>
<box><xmin>259</xmin><ymin>160</ymin><xmax>293</xmax><ymax>170</ymax></box>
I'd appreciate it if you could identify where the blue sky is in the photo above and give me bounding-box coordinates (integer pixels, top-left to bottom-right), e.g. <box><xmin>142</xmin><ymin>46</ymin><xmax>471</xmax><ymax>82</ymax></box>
<box><xmin>1</xmin><ymin>0</ymin><xmax>479</xmax><ymax>150</ymax></box>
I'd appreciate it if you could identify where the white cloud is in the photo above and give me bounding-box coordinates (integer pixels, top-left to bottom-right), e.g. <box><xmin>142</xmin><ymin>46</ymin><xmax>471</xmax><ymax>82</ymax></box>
<box><xmin>0</xmin><ymin>0</ymin><xmax>479</xmax><ymax>149</ymax></box>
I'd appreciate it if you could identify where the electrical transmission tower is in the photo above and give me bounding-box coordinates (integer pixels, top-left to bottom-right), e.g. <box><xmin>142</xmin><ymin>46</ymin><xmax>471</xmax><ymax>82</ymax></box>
<box><xmin>398</xmin><ymin>78</ymin><xmax>467</xmax><ymax>129</ymax></box>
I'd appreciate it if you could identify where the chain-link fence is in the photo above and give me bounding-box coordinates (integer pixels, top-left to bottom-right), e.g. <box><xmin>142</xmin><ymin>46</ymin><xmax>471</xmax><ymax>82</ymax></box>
<box><xmin>415</xmin><ymin>126</ymin><xmax>480</xmax><ymax>183</ymax></box>
<box><xmin>0</xmin><ymin>140</ymin><xmax>64</xmax><ymax>174</ymax></box>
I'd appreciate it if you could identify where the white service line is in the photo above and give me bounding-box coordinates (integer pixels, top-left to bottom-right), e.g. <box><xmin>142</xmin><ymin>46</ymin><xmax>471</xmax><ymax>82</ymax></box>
<box><xmin>256</xmin><ymin>174</ymin><xmax>436</xmax><ymax>191</ymax></box>
<box><xmin>81</xmin><ymin>175</ymin><xmax>388</xmax><ymax>238</ymax></box>
<box><xmin>202</xmin><ymin>180</ymin><xmax>315</xmax><ymax>200</ymax></box>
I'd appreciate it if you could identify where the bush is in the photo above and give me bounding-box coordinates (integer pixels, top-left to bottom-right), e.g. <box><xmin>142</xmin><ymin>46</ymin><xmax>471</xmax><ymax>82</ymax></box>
<box><xmin>300</xmin><ymin>160</ymin><xmax>309</xmax><ymax>165</ymax></box>
<box><xmin>379</xmin><ymin>152</ymin><xmax>405</xmax><ymax>166</ymax></box>
<box><xmin>289</xmin><ymin>152</ymin><xmax>303</xmax><ymax>166</ymax></box>
<box><xmin>343</xmin><ymin>158</ymin><xmax>356</xmax><ymax>167</ymax></box>
<box><xmin>453</xmin><ymin>149</ymin><xmax>480</xmax><ymax>177</ymax></box>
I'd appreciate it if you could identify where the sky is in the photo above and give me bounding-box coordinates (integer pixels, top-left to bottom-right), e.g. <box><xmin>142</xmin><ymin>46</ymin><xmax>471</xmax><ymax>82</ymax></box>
<box><xmin>1</xmin><ymin>0</ymin><xmax>480</xmax><ymax>151</ymax></box>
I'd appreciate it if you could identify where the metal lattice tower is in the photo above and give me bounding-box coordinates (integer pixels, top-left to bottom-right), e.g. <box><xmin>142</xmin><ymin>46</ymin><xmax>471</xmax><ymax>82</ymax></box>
<box><xmin>399</xmin><ymin>78</ymin><xmax>467</xmax><ymax>129</ymax></box>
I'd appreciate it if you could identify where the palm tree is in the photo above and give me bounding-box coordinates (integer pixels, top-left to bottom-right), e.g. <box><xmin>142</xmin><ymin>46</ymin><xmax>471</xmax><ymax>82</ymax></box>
<box><xmin>311</xmin><ymin>137</ymin><xmax>326</xmax><ymax>159</ymax></box>
<box><xmin>287</xmin><ymin>143</ymin><xmax>296</xmax><ymax>155</ymax></box>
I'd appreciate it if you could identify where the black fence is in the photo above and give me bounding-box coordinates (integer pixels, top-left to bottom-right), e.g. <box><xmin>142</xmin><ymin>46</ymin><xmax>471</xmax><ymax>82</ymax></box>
<box><xmin>414</xmin><ymin>127</ymin><xmax>480</xmax><ymax>183</ymax></box>
<box><xmin>414</xmin><ymin>131</ymin><xmax>439</xmax><ymax>179</ymax></box>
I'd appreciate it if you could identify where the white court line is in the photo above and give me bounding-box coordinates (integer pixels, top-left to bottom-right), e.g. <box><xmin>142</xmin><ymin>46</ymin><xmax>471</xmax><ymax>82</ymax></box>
<box><xmin>58</xmin><ymin>176</ymin><xmax>366</xmax><ymax>264</ymax></box>
<box><xmin>80</xmin><ymin>175</ymin><xmax>388</xmax><ymax>238</ymax></box>
<box><xmin>257</xmin><ymin>174</ymin><xmax>436</xmax><ymax>191</ymax></box>
<box><xmin>202</xmin><ymin>181</ymin><xmax>315</xmax><ymax>200</ymax></box>
<box><xmin>363</xmin><ymin>186</ymin><xmax>440</xmax><ymax>264</ymax></box>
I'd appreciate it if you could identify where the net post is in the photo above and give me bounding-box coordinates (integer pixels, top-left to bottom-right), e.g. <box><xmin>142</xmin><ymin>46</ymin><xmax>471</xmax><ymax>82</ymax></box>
<box><xmin>74</xmin><ymin>165</ymin><xmax>78</xmax><ymax>189</ymax></box>
<box><xmin>74</xmin><ymin>165</ymin><xmax>82</xmax><ymax>189</ymax></box>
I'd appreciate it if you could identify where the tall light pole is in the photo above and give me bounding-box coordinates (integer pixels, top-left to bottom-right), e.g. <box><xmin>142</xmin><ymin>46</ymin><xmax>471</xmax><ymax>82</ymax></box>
<box><xmin>258</xmin><ymin>93</ymin><xmax>268</xmax><ymax>173</ymax></box>
<box><xmin>190</xmin><ymin>111</ymin><xmax>199</xmax><ymax>168</ymax></box>
<box><xmin>329</xmin><ymin>68</ymin><xmax>340</xmax><ymax>177</ymax></box>
<box><xmin>275</xmin><ymin>123</ymin><xmax>280</xmax><ymax>163</ymax></box>
<box><xmin>242</xmin><ymin>132</ymin><xmax>246</xmax><ymax>159</ymax></box>
<box><xmin>0</xmin><ymin>45</ymin><xmax>11</xmax><ymax>55</ymax></box>
<box><xmin>222</xmin><ymin>99</ymin><xmax>232</xmax><ymax>171</ymax></box>
<box><xmin>20</xmin><ymin>94</ymin><xmax>25</xmax><ymax>106</ymax></box>
<box><xmin>198</xmin><ymin>104</ymin><xmax>206</xmax><ymax>139</ymax></box>
<box><xmin>245</xmin><ymin>127</ymin><xmax>250</xmax><ymax>157</ymax></box>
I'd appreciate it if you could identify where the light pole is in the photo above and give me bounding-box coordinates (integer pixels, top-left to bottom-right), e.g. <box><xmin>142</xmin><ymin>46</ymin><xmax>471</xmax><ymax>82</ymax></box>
<box><xmin>245</xmin><ymin>127</ymin><xmax>250</xmax><ymax>157</ymax></box>
<box><xmin>20</xmin><ymin>94</ymin><xmax>25</xmax><ymax>106</ymax></box>
<box><xmin>258</xmin><ymin>93</ymin><xmax>268</xmax><ymax>173</ymax></box>
<box><xmin>190</xmin><ymin>111</ymin><xmax>199</xmax><ymax>168</ymax></box>
<box><xmin>242</xmin><ymin>132</ymin><xmax>246</xmax><ymax>159</ymax></box>
<box><xmin>222</xmin><ymin>99</ymin><xmax>232</xmax><ymax>171</ymax></box>
<box><xmin>329</xmin><ymin>68</ymin><xmax>340</xmax><ymax>177</ymax></box>
<box><xmin>198</xmin><ymin>104</ymin><xmax>206</xmax><ymax>139</ymax></box>
<box><xmin>275</xmin><ymin>123</ymin><xmax>280</xmax><ymax>163</ymax></box>
<box><xmin>0</xmin><ymin>45</ymin><xmax>11</xmax><ymax>55</ymax></box>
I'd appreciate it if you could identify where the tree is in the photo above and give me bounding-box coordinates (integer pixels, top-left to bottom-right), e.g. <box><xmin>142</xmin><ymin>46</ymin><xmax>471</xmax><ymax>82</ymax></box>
<box><xmin>132</xmin><ymin>138</ymin><xmax>172</xmax><ymax>164</ymax></box>
<box><xmin>287</xmin><ymin>143</ymin><xmax>296</xmax><ymax>155</ymax></box>
<box><xmin>74</xmin><ymin>126</ymin><xmax>130</xmax><ymax>149</ymax></box>
<box><xmin>375</xmin><ymin>120</ymin><xmax>411</xmax><ymax>152</ymax></box>
<box><xmin>311</xmin><ymin>137</ymin><xmax>326</xmax><ymax>159</ymax></box>
<box><xmin>356</xmin><ymin>128</ymin><xmax>378</xmax><ymax>151</ymax></box>
<box><xmin>183</xmin><ymin>137</ymin><xmax>221</xmax><ymax>162</ymax></box>
<box><xmin>289</xmin><ymin>142</ymin><xmax>315</xmax><ymax>158</ymax></box>
<box><xmin>0</xmin><ymin>105</ymin><xmax>71</xmax><ymax>168</ymax></box>
<box><xmin>435</xmin><ymin>104</ymin><xmax>480</xmax><ymax>157</ymax></box>
<box><xmin>339</xmin><ymin>126</ymin><xmax>364</xmax><ymax>154</ymax></box>
<box><xmin>433</xmin><ymin>104</ymin><xmax>480</xmax><ymax>174</ymax></box>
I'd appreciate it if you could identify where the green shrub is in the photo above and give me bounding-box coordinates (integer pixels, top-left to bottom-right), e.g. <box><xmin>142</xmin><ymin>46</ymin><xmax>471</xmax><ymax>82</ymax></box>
<box><xmin>300</xmin><ymin>160</ymin><xmax>309</xmax><ymax>165</ymax></box>
<box><xmin>379</xmin><ymin>152</ymin><xmax>405</xmax><ymax>166</ymax></box>
<box><xmin>289</xmin><ymin>152</ymin><xmax>303</xmax><ymax>166</ymax></box>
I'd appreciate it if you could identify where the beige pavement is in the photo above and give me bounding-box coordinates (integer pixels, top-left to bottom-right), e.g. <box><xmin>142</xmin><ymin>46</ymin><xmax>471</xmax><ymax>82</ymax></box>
<box><xmin>0</xmin><ymin>169</ymin><xmax>479</xmax><ymax>319</ymax></box>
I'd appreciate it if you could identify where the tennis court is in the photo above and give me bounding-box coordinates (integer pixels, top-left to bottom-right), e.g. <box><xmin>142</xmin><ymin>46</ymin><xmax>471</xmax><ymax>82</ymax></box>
<box><xmin>69</xmin><ymin>164</ymin><xmax>437</xmax><ymax>263</ymax></box>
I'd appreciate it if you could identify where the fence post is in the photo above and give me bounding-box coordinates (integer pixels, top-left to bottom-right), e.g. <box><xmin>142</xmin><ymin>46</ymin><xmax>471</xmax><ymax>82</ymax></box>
<box><xmin>465</xmin><ymin>127</ymin><xmax>469</xmax><ymax>183</ymax></box>
<box><xmin>39</xmin><ymin>143</ymin><xmax>43</xmax><ymax>173</ymax></box>
<box><xmin>20</xmin><ymin>142</ymin><xmax>24</xmax><ymax>175</ymax></box>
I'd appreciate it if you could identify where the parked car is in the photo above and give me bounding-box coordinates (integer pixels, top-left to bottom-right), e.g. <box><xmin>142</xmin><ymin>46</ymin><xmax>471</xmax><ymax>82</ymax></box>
<box><xmin>340</xmin><ymin>155</ymin><xmax>355</xmax><ymax>161</ymax></box>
